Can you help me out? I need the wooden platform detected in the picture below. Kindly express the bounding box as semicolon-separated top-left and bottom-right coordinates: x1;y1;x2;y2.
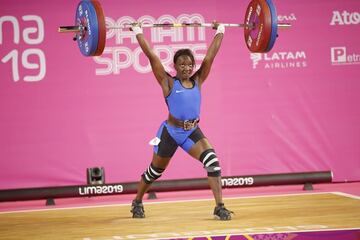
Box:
0;192;359;240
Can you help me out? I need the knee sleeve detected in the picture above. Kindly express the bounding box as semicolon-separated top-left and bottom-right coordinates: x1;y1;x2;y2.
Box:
199;149;221;177
141;163;165;184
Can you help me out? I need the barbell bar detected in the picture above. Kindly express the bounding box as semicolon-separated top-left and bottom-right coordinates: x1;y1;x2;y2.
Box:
59;22;291;33
58;0;291;56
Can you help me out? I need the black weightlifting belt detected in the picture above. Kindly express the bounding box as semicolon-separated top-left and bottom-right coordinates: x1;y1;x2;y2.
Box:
167;114;199;131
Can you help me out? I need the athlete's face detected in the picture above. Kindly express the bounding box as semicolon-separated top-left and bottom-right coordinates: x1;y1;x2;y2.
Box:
174;55;194;80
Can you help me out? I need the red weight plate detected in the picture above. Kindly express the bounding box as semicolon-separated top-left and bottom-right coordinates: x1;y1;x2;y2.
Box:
244;0;272;53
91;0;106;56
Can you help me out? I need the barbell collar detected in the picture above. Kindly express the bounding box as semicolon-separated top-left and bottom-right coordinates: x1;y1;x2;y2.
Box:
277;23;291;28
58;26;81;33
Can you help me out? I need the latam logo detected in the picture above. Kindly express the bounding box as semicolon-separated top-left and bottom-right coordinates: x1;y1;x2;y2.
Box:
250;51;307;69
330;10;360;25
331;47;360;65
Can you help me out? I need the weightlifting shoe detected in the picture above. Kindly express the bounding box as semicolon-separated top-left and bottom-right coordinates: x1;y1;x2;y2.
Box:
131;199;145;218
213;203;233;220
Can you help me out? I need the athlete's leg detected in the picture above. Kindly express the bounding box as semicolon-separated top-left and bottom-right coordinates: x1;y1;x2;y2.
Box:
131;153;172;218
188;138;223;205
132;123;178;218
134;153;171;202
136;122;178;201
186;129;233;220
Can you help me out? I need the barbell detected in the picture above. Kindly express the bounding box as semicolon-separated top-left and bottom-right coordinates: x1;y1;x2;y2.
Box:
58;0;291;57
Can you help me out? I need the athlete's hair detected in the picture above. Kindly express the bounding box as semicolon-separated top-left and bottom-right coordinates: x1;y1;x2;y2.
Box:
173;49;195;66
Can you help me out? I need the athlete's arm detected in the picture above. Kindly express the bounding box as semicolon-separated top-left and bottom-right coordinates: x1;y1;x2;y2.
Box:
193;23;225;85
132;25;172;95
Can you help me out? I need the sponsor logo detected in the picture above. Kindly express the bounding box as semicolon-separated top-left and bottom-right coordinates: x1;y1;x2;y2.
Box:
278;13;297;22
1;15;46;82
95;14;207;75
250;51;307;69
330;10;360;25
83;225;330;239
222;177;254;186
78;184;123;196
331;47;360;65
148;137;161;146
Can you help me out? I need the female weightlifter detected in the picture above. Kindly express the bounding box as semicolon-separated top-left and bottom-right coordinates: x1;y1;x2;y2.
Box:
130;22;233;220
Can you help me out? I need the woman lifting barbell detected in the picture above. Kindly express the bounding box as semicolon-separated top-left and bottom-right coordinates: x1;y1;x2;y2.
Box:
129;22;233;220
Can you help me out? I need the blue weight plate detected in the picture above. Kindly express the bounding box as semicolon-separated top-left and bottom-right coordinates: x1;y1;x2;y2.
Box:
91;0;106;56
75;0;100;56
265;0;278;52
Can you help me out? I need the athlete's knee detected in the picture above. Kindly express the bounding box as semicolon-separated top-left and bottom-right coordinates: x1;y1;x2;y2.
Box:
141;163;165;184
199;149;221;177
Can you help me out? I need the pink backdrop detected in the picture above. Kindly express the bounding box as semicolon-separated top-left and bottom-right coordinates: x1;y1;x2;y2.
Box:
1;0;359;189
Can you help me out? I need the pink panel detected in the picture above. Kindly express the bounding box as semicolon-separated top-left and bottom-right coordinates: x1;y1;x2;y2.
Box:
0;0;359;189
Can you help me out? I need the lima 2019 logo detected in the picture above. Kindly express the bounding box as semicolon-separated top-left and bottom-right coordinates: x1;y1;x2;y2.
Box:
78;184;124;196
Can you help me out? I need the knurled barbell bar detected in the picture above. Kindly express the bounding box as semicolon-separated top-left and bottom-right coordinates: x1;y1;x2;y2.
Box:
58;0;291;56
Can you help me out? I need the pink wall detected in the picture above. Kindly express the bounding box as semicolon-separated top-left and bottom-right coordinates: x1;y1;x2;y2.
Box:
1;0;359;189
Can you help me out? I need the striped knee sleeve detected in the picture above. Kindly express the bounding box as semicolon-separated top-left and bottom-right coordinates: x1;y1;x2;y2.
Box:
199;149;221;177
141;163;165;184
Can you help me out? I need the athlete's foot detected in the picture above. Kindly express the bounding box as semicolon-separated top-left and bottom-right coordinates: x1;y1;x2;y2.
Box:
213;203;233;220
131;199;145;218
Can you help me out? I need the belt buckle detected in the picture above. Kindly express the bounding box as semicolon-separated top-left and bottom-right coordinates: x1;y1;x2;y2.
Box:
183;119;196;131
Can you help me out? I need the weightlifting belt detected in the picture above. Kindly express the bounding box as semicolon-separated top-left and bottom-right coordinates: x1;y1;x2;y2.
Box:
167;114;199;131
